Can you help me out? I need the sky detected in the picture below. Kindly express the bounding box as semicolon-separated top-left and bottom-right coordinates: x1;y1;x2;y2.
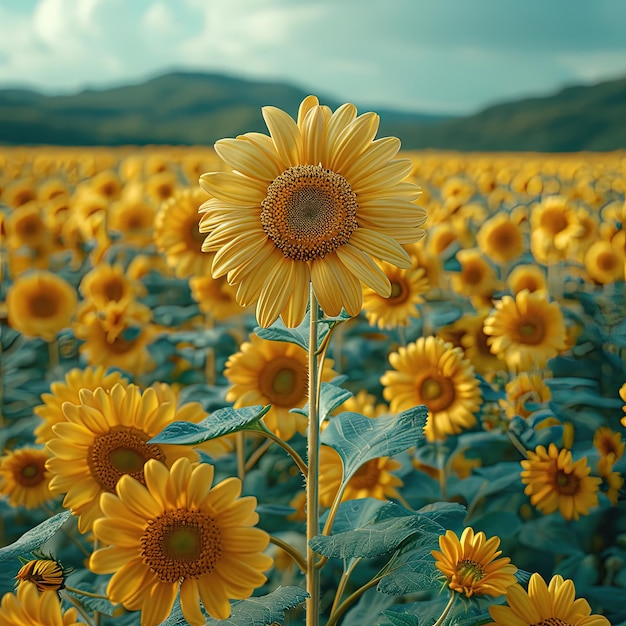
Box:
0;0;625;115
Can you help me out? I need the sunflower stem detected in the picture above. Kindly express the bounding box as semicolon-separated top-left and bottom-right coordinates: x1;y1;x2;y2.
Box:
306;285;321;626
236;432;246;481
269;535;307;573
64;585;110;600
326;575;382;626
432;592;456;626
252;428;308;477
47;338;60;371
243;438;273;472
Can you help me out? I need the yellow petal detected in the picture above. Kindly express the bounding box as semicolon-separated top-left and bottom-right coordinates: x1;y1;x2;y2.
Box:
341;136;401;180
297;95;320;128
281;261;311;327
215;138;281;181
199;172;266;205
349;228;411;268
329;112;380;174
256;257;295;327
262;105;303;168
302;105;327;166
336;244;391;296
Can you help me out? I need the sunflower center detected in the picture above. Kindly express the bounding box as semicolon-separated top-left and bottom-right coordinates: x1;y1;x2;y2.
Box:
28;293;59;318
419;375;456;413
351;460;381;489
258;355;307;407
260;164;359;262
141;508;222;582
455;558;485;583
188;217;206;246
19;217;44;238
388;280;409;304
102;279;125;302
518;318;545;345
463;263;485;285
531;619;570;626
107;334;139;354
88;426;166;492
18;461;46;487
555;470;580;496
494;224;516;248
596;251;617;272
541;208;568;234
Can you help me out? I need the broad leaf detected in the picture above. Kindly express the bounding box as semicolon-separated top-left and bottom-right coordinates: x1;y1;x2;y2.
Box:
292;381;353;423
149;405;270;444
381;610;420;626
321;406;427;483
0;511;71;562
376;543;441;595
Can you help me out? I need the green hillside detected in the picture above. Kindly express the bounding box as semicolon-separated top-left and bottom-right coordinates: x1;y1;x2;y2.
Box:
0;71;625;151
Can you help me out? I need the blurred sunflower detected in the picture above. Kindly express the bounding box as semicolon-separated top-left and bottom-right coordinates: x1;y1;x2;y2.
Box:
431;527;517;598
6;271;77;341
593;426;624;460
425;223;459;257
224;334;338;440
199;95;426;328
79;262;144;308
484;290;567;372
37;178;69;202
520;443;601;520
381;336;481;442
506;263;547;295
5;202;49;251
450;249;501;307
145;170;179;205
34;366;129;444
584;239;625;284
89;458;272;624
530;195;583;263
362;260;428;329
2;177;37;208
0;447;54;509
0;584;80;626
89;169;122;201
189;275;245;321
155;187;213;278
476;212;524;264
318;446;402;507
597;453;623;506
487;573;610;626
46;383;200;532
108;195;157;248
15;557;68;593
501;373;552;420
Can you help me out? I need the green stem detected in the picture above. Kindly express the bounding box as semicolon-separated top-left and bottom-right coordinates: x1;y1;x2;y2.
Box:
47;338;60;370
306;286;321;626
326;575;382;626
236;432;246;481
64;585;110;600
269;535;307;573
244;438;273;472
255;427;308;477
432;592;456;626
330;558;361;615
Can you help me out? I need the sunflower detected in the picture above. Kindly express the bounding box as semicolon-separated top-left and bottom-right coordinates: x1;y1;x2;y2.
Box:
0;447;55;509
380;336;482;442
362;260;428;329
79;262;144;308
0;584;80;626
6;271;77;341
224;333;337;440
15;557;68;593
89;169;122;201
198;95;426;328
593;426;624;460
34;366;128;444
520;443;601;521
145;170;179;205
501;373;552;420
5;202;49;251
584;239;625;284
189;275;246;321
484;290;567;372
597;453;623;506
431;527;517;598
155;187;214;278
1;177;37;208
506;263;547;295
476;212;525;264
89;457;272;625
46;383;201;532
108;195;157;248
450;249;501;307
318;445;403;507
487;573;610;626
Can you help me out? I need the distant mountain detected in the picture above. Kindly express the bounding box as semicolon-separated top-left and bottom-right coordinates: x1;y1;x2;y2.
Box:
0;71;625;151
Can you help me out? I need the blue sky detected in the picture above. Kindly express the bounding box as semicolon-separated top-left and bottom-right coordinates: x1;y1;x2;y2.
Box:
0;0;625;114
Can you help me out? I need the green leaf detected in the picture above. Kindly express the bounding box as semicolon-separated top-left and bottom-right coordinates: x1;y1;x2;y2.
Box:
255;312;311;350
148;405;270;444
292;381;354;423
321;406;427;483
381;610;420;626
518;515;583;556
376;542;441;595
469;510;522;539
0;511;71;562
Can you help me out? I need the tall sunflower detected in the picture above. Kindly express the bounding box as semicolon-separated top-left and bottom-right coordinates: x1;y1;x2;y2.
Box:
89;458;272;625
431;527;517;598
6;271;77;342
484;290;567;372
487;573;610;626
0;584;80;626
0;447;54;510
198;95;426;328
46;383;201;532
380;336;482;442
520;443;601;521
224;333;338;440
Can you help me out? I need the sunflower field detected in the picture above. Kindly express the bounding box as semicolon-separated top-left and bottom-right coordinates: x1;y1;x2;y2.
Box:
0;97;625;626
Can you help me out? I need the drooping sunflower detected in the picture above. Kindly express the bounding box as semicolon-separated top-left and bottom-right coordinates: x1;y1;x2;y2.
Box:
15;557;68;593
487;573;610;626
46;383;201;532
224;333;338;440
6;271;77;341
318;445;403;507
155;187;214;278
520;443;601;521
0;584;80;626
89;457;272;625
476;211;525;264
0;447;55;509
362;260;428;329
484;290;567;372
199;95;426;328
431;527;517;598
381;336;482;442
501;373;552;420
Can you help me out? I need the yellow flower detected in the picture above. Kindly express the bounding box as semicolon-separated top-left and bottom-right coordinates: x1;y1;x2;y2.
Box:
450;248;501;305
593;426;624;460
7;271;77;341
501;373;552;420
16;558;67;593
319;445;403;507
520;443;601;520
506;263;547;295
362;260;428;329
530;195;583;262
46;383;200;532
476;212;525;264
487;573;610;626
89;458;272;625
108;194;157;248
484;290;567;372
154;187;214;278
431;527;517;598
189;275;246;322
597;453;623;506
199;95;426;328
5;202;49;251
0;447;54;509
584;239;625;284
0;584;80;626
224;333;338;441
337;389;389;418
2;177;37;208
145;170;179;205
79;262;144;307
381;336;481;442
